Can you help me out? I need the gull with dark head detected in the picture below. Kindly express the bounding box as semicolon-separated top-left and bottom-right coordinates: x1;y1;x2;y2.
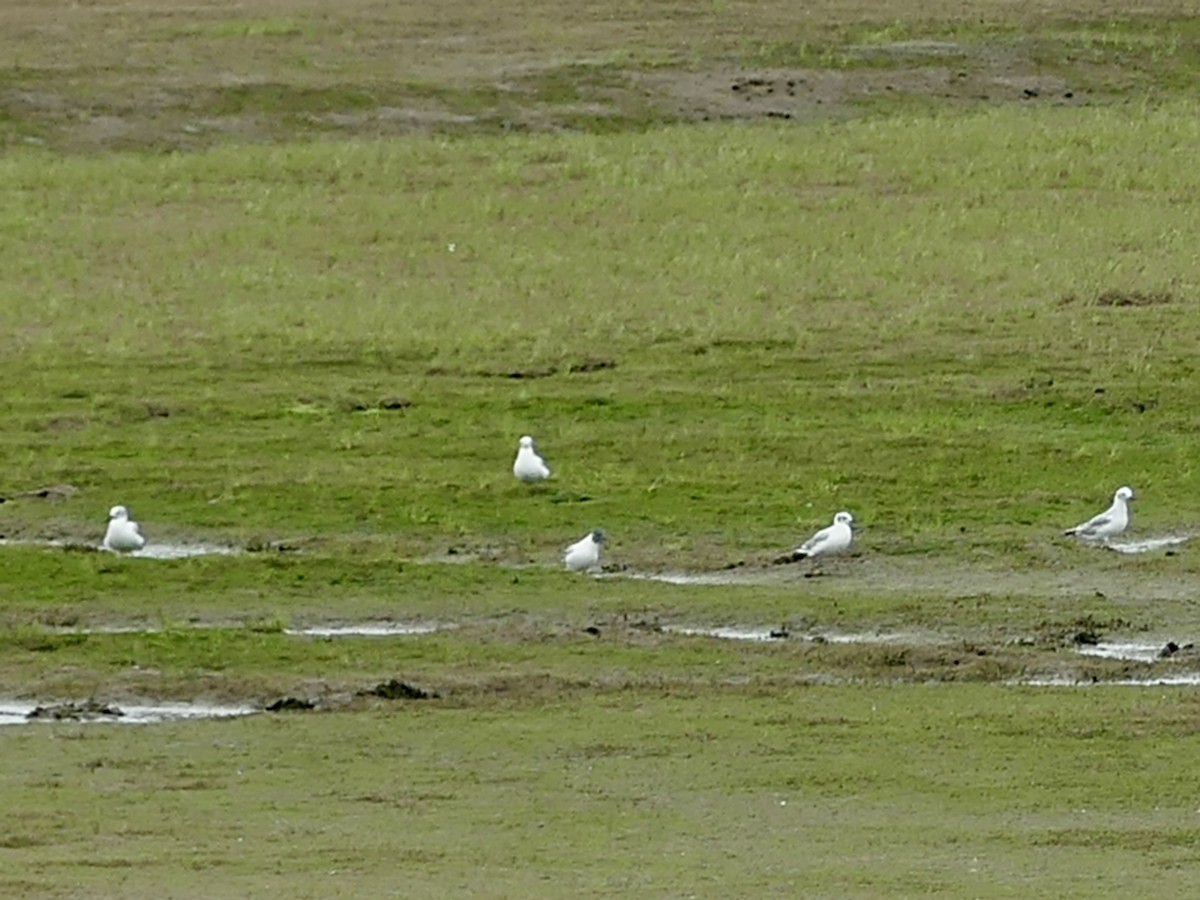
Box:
564;528;606;572
103;505;146;553
513;435;551;483
1064;486;1134;542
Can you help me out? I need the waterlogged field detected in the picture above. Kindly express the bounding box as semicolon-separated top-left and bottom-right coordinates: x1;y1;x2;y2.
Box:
3;0;1200;897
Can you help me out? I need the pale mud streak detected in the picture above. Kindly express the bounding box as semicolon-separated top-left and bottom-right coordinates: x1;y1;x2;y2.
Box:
0;702;257;727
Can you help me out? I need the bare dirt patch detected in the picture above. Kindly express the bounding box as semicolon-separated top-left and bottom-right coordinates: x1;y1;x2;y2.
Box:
2;0;1193;149
642;65;1079;124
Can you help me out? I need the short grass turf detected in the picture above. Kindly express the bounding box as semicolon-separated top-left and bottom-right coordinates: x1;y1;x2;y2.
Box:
4;688;1200;899
4;10;1200;897
3;103;1200;563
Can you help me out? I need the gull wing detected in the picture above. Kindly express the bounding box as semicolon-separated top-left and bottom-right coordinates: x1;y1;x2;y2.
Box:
1066;509;1112;536
795;526;832;557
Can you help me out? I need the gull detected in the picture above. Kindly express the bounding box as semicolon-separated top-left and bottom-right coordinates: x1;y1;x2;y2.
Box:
513;435;551;483
1064;486;1134;542
792;511;854;570
103;505;145;553
564;528;606;572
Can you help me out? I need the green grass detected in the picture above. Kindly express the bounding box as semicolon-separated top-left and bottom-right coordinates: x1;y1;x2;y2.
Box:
3;1;1200;895
3;103;1200;557
4;688;1200;898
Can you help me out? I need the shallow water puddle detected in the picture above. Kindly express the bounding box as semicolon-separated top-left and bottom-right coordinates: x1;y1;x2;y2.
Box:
130;543;239;559
0;701;257;726
1076;642;1167;663
46;621;450;637
0;538;239;558
1106;534;1192;555
663;625;938;645
666;625;786;642
285;622;449;637
622;571;751;586
1020;674;1200;687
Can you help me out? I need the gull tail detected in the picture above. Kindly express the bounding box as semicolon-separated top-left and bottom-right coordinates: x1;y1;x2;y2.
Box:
1063;528;1078;536
792;550;810;561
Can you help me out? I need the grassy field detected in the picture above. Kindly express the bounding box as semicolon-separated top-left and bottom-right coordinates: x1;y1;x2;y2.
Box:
3;0;1200;896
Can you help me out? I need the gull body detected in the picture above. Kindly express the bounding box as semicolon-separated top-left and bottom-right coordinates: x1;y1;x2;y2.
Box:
513;435;551;483
103;505;145;553
793;511;854;561
1064;486;1134;541
564;528;606;572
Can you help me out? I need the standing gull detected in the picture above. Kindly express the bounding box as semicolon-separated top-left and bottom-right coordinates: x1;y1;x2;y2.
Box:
103;505;145;553
1064;486;1134;542
792;511;854;571
564;528;606;572
513;435;551;483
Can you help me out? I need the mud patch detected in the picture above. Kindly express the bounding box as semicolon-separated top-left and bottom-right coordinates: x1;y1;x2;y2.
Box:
0;700;256;726
643;64;1079;125
358;678;437;700
1094;289;1175;308
0;484;78;502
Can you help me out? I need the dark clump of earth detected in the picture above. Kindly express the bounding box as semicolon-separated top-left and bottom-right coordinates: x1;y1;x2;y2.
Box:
360;679;436;700
568;357;617;374
1158;641;1194;659
348;396;411;412
1;483;79;503
27;699;124;720
266;697;316;712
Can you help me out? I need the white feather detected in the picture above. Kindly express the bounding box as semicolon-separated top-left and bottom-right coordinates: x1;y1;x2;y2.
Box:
103;505;146;553
564;529;605;572
1065;486;1134;541
793;511;854;560
513;435;551;482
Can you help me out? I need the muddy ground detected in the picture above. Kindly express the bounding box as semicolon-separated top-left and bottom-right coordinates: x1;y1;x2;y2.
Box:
2;0;1192;150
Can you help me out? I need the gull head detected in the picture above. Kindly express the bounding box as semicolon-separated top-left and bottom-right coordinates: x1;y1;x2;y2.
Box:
108;505;130;520
519;435;535;449
834;511;854;527
590;528;607;544
1115;486;1135;502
